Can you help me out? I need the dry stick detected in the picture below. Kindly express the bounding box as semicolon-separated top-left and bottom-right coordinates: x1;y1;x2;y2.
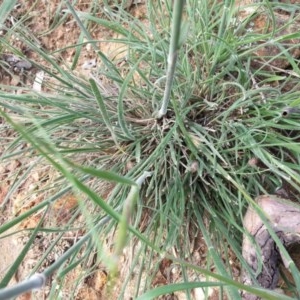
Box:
242;195;300;300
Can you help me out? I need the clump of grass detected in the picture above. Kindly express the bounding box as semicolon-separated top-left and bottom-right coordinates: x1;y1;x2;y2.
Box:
1;0;300;299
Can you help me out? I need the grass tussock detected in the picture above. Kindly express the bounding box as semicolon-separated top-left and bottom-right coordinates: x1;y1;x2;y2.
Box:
0;0;300;299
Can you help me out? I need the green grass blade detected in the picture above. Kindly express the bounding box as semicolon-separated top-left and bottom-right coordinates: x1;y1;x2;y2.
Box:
137;282;225;300
0;0;18;26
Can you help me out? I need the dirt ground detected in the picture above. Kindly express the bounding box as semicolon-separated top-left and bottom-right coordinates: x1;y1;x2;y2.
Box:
1;1;300;299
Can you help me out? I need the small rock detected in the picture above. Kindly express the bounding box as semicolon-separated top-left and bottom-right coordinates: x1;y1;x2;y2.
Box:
81;59;97;70
14;59;32;71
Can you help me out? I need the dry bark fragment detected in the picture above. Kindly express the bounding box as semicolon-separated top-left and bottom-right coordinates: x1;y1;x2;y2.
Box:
241;195;300;300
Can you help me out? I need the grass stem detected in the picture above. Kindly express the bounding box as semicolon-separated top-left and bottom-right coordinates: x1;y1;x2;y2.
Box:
156;0;185;118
